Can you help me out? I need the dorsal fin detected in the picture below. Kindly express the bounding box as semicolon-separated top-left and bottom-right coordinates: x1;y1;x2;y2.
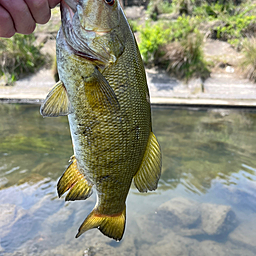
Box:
40;81;72;117
133;132;162;192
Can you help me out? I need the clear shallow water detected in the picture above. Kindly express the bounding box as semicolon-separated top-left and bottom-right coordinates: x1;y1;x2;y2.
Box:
0;104;256;256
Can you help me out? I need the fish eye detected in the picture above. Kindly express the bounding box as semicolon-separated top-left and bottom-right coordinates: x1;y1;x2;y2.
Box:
104;0;115;6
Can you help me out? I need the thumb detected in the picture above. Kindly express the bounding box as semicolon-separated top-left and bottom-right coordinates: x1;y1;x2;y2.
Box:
48;0;60;8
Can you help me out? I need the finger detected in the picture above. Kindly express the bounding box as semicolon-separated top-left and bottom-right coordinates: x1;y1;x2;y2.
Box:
25;0;51;24
0;5;15;37
0;0;36;35
48;0;60;9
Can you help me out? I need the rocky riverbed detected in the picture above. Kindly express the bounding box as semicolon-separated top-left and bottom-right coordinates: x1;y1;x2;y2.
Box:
1;195;256;256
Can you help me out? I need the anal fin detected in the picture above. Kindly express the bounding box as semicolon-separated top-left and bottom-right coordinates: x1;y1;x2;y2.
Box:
134;132;162;192
76;206;126;241
57;156;93;201
40;81;72;117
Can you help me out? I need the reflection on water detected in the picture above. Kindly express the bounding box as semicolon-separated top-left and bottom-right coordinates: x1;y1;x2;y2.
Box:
0;104;256;256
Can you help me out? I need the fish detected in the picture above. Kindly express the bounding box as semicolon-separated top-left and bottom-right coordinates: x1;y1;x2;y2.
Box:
40;0;161;241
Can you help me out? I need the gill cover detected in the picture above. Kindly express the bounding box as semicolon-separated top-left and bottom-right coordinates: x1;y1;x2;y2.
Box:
77;0;121;32
61;0;124;64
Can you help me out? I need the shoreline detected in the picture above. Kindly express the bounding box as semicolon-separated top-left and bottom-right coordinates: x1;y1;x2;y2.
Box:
0;66;255;109
1;97;256;109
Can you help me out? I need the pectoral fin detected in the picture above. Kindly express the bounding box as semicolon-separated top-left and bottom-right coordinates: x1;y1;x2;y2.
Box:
57;156;93;201
40;81;72;117
86;69;120;113
76;206;126;241
134;132;162;192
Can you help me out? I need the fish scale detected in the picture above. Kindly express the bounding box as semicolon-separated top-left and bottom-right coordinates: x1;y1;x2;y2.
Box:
40;0;161;241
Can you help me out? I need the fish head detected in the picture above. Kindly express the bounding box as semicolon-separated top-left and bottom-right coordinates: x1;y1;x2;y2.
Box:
60;0;125;66
77;0;120;32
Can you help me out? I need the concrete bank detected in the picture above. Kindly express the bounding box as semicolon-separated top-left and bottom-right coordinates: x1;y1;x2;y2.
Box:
0;67;256;108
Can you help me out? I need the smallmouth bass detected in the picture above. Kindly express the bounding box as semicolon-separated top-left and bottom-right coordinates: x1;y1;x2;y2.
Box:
40;0;161;241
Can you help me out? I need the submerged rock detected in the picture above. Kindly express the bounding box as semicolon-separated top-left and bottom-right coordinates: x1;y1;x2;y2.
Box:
138;234;256;256
157;197;201;228
229;215;256;253
156;197;237;237
190;240;256;256
201;203;237;236
137;231;198;256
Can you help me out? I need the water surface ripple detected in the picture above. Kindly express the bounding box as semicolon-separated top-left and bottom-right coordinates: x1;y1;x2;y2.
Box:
0;104;256;255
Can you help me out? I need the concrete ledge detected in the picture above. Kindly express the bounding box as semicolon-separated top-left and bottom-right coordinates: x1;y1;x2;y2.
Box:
150;97;256;108
1;96;255;109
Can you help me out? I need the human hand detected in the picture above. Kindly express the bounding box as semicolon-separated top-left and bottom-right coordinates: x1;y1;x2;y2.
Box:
0;0;60;38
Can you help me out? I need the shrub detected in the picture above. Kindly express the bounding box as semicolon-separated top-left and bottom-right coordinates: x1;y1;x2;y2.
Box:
147;0;174;19
0;33;45;85
169;14;200;40
138;14;209;81
240;37;256;82
161;32;210;81
138;22;171;63
215;15;256;41
138;15;200;63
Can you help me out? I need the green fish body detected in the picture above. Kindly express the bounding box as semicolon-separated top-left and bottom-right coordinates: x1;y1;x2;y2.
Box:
40;0;161;241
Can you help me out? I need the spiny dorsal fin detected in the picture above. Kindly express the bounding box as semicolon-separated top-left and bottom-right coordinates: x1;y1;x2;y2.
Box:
76;206;126;241
57;156;93;201
133;132;162;192
85;69;120;113
40;81;72;117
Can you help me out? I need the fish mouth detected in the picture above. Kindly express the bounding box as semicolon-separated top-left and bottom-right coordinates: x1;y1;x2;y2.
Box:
63;0;77;13
61;0;110;64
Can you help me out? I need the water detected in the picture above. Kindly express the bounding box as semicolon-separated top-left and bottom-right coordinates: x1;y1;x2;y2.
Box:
0;104;256;256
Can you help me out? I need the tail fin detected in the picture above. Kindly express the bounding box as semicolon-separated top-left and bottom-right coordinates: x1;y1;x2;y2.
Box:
76;206;126;241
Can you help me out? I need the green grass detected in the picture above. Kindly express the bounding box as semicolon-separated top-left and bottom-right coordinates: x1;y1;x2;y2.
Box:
0;34;46;85
138;21;171;63
161;32;210;81
138;14;209;81
137;0;256;81
240;37;256;82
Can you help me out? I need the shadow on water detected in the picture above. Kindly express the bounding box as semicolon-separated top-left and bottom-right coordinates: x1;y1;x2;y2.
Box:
0;104;256;255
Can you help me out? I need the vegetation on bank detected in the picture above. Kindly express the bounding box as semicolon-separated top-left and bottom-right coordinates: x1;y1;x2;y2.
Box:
0;0;256;85
0;8;61;86
137;0;256;81
0;34;46;85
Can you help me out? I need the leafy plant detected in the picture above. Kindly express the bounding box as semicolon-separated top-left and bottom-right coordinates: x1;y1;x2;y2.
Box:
138;14;209;81
169;14;200;40
215;15;256;41
0;33;45;85
138;22;171;63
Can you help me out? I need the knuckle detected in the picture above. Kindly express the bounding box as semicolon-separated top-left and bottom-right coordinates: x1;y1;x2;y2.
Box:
1;30;15;38
0;9;15;37
32;0;47;9
26;23;36;34
26;0;51;24
37;11;51;24
17;22;36;35
0;9;11;23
